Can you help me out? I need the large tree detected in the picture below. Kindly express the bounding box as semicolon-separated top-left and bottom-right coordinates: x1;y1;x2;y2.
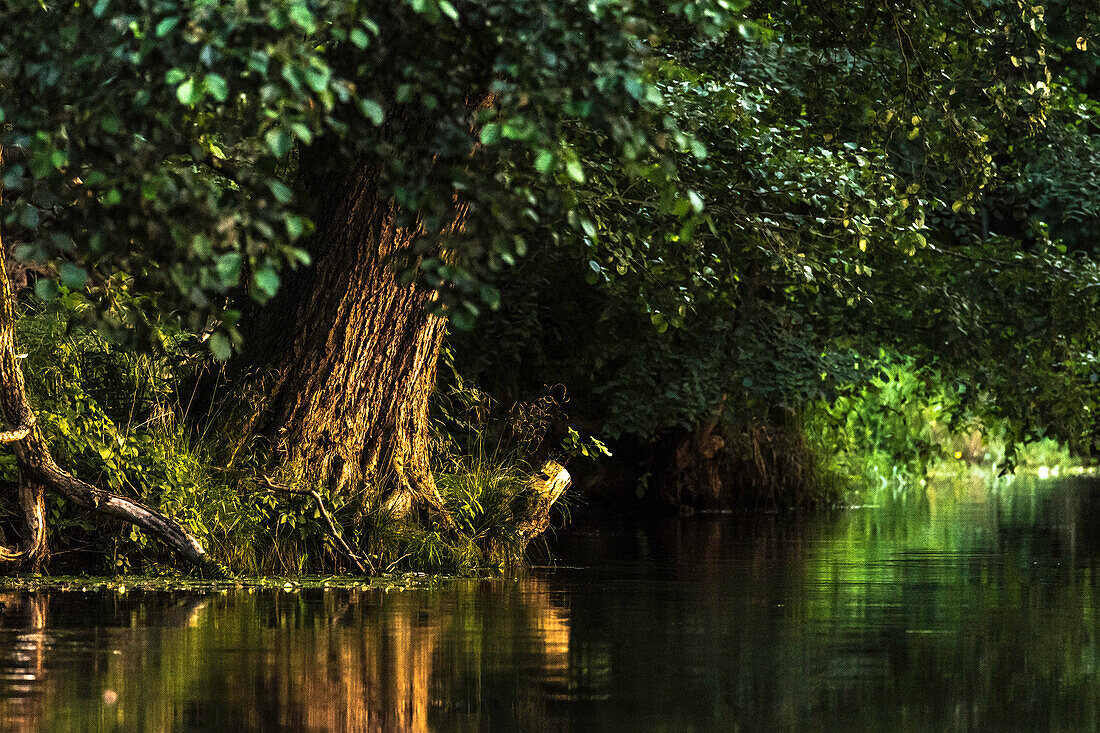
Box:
0;0;734;563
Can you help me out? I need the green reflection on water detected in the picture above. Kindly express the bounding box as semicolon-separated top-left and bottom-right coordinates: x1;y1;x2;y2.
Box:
2;475;1099;732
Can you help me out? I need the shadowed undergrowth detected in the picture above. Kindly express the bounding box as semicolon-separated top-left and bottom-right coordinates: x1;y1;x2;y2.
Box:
0;301;564;576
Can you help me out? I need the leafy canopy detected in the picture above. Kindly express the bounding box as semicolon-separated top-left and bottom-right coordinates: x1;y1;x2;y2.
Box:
0;0;737;351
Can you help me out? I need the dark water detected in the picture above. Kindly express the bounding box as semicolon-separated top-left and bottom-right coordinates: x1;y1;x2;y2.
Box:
3;475;1100;732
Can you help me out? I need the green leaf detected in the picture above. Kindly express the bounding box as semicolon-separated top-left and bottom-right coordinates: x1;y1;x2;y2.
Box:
687;190;704;213
288;4;317;33
300;64;331;94
18;205;39;230
101;188;122;207
247;51;270;74
450;308;475;331
439;0;459;20
350;28;370;48
269;180;293;203
205;73;228;102
479;285;501;309
59;263;88;290
2;166;22;189
265;127;294;157
176;78;202;106
286;215;306;239
358;98;385;126
566;160;585;183
208;332;232;361
34;279;58;301
288;247;312;266
155;17;180;37
290;122;313;144
253;266;281;298
479;123;501;145
535;150;555;173
215;252;242;286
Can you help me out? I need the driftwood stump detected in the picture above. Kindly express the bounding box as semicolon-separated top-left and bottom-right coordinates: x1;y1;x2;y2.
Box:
518;460;571;542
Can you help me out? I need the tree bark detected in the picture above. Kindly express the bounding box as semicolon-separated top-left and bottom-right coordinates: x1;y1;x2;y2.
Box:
232;150;453;523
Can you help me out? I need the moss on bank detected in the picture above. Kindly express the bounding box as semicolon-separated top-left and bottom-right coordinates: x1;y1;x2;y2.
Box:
0;572;451;592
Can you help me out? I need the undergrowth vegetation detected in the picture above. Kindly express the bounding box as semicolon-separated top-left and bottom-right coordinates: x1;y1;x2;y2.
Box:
806;351;1077;501
0;297;569;575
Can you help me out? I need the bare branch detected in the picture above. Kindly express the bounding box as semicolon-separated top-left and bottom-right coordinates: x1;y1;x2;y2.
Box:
262;476;369;575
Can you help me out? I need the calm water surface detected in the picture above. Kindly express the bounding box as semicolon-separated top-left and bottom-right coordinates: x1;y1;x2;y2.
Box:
3;475;1100;731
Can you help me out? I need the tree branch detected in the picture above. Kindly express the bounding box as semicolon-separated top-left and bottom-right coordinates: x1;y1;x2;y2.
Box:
0;417;33;444
262;476;369;575
0;150;224;576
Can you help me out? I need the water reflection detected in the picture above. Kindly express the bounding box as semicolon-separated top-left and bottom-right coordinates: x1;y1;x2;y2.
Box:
0;581;574;732
0;475;1099;731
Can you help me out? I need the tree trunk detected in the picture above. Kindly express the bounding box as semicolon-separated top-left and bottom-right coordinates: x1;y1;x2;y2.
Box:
232;151;452;522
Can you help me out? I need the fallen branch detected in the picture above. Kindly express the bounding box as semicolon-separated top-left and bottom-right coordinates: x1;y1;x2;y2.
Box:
262;475;369;575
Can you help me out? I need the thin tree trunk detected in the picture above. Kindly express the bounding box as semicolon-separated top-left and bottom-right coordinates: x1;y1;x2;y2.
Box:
0;149;222;574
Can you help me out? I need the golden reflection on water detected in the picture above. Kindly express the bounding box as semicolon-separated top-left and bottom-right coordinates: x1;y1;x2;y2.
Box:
0;579;576;732
0;591;48;731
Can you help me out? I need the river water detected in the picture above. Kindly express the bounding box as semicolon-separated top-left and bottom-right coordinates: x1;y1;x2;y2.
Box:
2;474;1099;731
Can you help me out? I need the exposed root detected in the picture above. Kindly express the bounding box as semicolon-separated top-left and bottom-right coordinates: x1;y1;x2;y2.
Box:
381;426;456;532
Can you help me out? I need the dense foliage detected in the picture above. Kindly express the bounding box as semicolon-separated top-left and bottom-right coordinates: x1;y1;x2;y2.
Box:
453;0;1100;499
0;0;734;349
0;0;1099;570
